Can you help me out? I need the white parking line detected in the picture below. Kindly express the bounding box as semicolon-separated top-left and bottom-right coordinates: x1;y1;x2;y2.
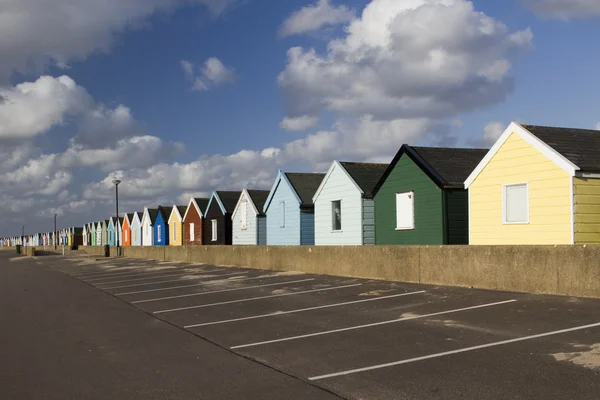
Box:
122;276;313;297
102;271;246;290
230;299;517;349
309;320;600;380
185;290;426;328
104;271;247;290
92;270;225;285
157;283;362;314
133;278;317;304
71;267;173;278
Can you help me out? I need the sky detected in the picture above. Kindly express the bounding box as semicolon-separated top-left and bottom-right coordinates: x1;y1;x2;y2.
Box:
1;0;600;237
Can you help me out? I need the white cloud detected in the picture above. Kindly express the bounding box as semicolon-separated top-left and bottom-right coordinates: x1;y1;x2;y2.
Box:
523;0;600;19
280;115;319;131
278;0;532;120
483;121;506;145
279;0;356;37
595;122;600;130
182;57;236;91
0;0;242;81
0;76;92;139
60;136;185;171
71;104;145;148
0;153;72;196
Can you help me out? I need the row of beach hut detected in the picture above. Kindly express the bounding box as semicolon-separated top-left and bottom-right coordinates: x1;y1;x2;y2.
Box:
4;122;600;247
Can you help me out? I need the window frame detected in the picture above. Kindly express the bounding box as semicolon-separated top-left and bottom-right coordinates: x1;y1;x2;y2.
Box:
395;191;415;231
157;225;161;242
240;200;247;230
211;219;218;241
331;200;342;232
189;223;195;241
502;182;530;225
173;222;176;242
279;200;286;228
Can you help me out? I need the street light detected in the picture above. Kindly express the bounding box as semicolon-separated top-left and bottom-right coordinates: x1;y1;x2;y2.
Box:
22;225;24;247
113;179;121;256
54;213;57;249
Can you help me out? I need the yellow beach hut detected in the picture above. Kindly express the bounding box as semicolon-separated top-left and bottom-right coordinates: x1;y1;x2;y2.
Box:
168;205;187;246
465;122;600;245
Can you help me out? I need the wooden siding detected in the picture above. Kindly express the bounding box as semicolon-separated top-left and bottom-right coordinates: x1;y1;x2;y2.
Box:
300;211;315;245
168;212;183;246
257;217;267;245
469;132;572;244
266;179;301;245
574;178;600;243
153;212;169;246
314;163;363;245
203;200;232;245
375;155;444;245
131;216;142;246
141;214;153;246
122;219;131;247
101;222;108;246
362;199;375;245
183;206;203;245
232;193;258;245
445;189;469;245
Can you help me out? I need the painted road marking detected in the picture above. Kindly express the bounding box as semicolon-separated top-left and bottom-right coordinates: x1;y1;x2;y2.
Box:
185;290;426;328
92;270;226;285
132;278;317;304
85;269;222;282
309;321;600;380
71;266;190;278
230;299;517;349
157;283;362;314
101;271;247;290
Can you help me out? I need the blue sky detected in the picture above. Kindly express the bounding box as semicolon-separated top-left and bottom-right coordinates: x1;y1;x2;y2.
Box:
1;0;599;236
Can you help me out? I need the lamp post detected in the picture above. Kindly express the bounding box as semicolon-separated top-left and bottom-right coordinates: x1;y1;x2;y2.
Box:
54;214;57;249
21;225;24;247
113;179;121;256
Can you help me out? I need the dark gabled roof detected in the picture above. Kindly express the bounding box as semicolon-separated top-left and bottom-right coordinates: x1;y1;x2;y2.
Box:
74;227;83;234
158;206;173;222
246;190;270;215
118;217;124;225
193;198;210;216
339;162;388;198
126;213;135;222
146;209;158;224
523;124;600;172
176;205;187;217
216;191;242;214
285;173;326;206
103;219;110;226
410;146;489;186
374;145;488;194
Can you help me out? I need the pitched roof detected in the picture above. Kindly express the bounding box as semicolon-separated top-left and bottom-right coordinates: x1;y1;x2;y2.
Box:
339;162;388;198
410;146;489;186
374;145;488;194
194;198;210;215
176;205;187;216
146;209;158;224
285;173;326;206
158;206;173;222
523;124;600;172
246;190;270;214
216;191;242;213
126;213;135;222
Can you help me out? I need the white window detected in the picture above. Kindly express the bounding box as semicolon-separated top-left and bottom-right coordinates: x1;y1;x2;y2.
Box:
396;191;415;230
503;183;529;224
240;201;247;230
211;220;218;241
157;225;161;242
190;223;195;241
173;223;177;242
332;200;342;231
125;230;128;242
280;201;285;228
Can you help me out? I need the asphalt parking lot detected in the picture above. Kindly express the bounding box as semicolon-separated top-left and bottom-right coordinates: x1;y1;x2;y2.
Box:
6;252;600;399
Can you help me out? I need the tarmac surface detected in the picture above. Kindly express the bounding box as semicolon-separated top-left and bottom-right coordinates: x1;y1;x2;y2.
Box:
3;250;600;399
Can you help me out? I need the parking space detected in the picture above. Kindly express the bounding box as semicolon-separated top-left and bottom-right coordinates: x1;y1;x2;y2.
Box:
46;254;600;400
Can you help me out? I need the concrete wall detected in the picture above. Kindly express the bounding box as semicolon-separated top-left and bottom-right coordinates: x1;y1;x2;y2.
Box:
78;244;600;298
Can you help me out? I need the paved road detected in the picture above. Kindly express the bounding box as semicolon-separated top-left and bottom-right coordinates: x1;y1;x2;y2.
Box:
0;252;340;400
3;251;600;399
